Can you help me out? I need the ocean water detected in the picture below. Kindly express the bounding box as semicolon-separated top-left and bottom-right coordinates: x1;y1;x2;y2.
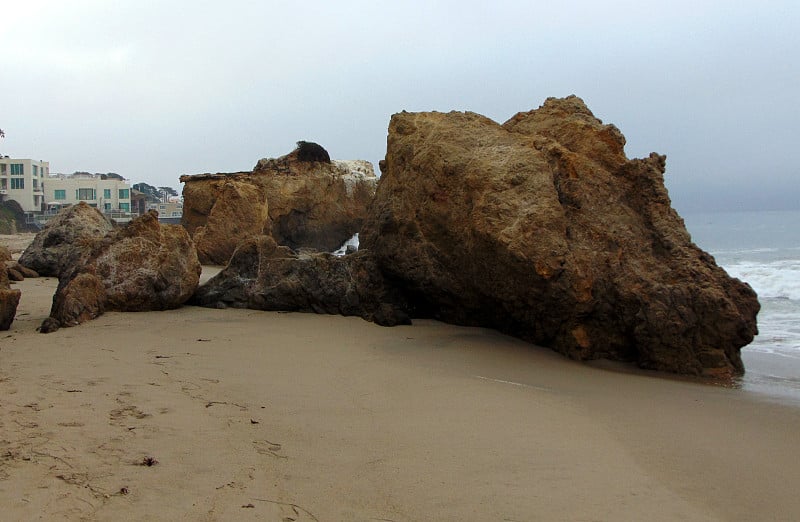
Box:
682;209;800;400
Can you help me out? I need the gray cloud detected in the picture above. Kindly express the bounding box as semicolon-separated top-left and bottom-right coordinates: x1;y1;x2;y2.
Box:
2;1;797;213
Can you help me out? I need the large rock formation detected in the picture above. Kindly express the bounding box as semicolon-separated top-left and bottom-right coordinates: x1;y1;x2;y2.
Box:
359;96;759;377
41;211;201;332
192;236;409;327
19;202;114;277
0;262;21;330
181;143;377;265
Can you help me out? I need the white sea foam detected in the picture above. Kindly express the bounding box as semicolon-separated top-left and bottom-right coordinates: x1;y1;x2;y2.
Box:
723;259;800;301
710;247;781;255
333;233;360;256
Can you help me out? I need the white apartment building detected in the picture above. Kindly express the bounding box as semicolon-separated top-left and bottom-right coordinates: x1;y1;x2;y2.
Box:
0;158;49;212
44;173;132;213
146;200;183;218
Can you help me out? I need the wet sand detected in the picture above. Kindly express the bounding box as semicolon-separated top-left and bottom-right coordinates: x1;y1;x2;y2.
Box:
2;272;799;521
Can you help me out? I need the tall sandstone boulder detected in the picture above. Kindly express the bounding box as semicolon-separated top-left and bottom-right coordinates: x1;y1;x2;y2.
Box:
181;145;377;265
41;211;201;332
19;202;114;277
360;96;760;377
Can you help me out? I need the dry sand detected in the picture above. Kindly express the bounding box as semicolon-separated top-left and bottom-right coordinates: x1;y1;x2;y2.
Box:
0;233;36;260
2;267;800;520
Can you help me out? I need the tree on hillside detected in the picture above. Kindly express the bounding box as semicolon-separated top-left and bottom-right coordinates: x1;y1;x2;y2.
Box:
0;129;5;138
133;182;158;195
158;186;178;202
132;182;162;203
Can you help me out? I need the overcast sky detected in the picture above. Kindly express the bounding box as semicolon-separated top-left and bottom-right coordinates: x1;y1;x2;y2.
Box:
2;0;798;213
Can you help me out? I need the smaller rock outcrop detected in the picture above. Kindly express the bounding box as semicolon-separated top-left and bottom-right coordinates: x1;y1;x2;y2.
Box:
41;211;201;332
7;263;38;279
192;236;409;327
0;263;21;331
41;272;106;333
19;202;114;277
6;267;23;282
17;264;38;278
181;143;378;265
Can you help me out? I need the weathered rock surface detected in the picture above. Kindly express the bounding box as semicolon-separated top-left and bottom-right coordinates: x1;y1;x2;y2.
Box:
183;179;269;266
181;144;377;264
1;262;21;330
360;96;760;377
6;267;23;282
19;202;114;277
42;211;201;331
192;236;409;327
11;261;39;278
7;263;38;279
0;245;11;264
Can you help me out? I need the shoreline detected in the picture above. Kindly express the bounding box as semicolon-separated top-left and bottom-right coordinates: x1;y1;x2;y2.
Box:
740;350;800;405
2;273;799;520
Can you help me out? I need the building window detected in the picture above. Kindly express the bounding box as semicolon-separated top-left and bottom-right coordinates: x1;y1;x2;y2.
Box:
159;204;166;210
0;164;6;175
119;188;130;199
33;165;38;176
10;164;24;176
0;179;6;190
119;202;130;212
33;180;39;189
11;178;24;190
104;202;112;211
54;189;66;200
77;188;96;200
104;188;112;199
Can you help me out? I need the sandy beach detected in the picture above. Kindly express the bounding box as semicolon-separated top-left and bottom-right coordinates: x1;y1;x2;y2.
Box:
2;267;799;520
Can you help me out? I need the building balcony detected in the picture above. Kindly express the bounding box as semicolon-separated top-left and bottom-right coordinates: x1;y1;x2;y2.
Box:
103;210;135;223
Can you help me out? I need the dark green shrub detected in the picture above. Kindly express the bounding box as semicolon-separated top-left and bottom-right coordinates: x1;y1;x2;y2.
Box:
295;141;331;163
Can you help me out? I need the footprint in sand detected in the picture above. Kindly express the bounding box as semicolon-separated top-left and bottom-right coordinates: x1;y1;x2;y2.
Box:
57;421;85;427
109;405;150;422
253;440;286;459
